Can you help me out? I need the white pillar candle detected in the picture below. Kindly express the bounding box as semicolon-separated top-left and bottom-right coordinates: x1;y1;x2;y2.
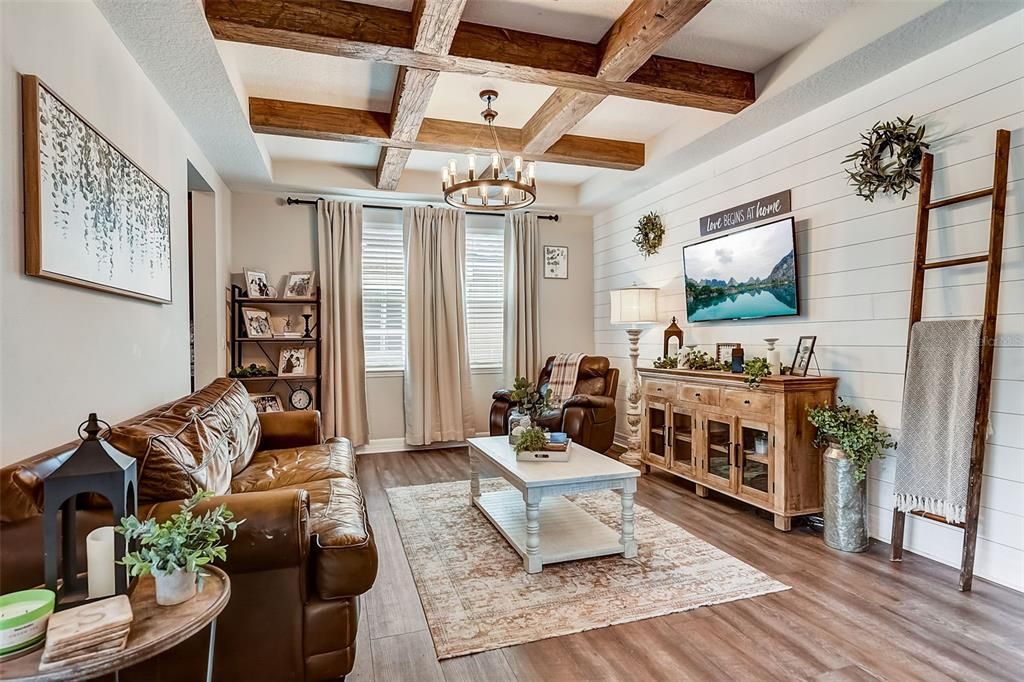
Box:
86;526;116;599
767;348;782;375
667;336;679;358
303;305;313;315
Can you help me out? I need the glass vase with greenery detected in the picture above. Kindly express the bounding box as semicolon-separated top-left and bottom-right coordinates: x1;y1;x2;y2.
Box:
509;376;554;422
807;399;896;481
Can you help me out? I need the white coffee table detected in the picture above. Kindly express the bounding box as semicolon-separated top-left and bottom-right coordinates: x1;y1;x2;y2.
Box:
468;436;640;573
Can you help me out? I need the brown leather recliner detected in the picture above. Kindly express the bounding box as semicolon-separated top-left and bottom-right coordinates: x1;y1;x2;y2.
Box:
0;378;376;682
490;355;619;453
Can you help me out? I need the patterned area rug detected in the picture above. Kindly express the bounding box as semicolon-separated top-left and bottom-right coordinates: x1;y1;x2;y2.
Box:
386;479;790;659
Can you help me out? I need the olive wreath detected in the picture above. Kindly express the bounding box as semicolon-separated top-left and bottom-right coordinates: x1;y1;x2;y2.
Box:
632;211;664;258
844;116;928;202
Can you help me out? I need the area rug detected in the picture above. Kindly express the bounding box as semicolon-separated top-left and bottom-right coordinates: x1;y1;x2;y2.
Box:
386;479;790;659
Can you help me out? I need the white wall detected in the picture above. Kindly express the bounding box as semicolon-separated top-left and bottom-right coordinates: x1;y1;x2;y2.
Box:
592;12;1024;590
229;191;594;444
0;0;232;466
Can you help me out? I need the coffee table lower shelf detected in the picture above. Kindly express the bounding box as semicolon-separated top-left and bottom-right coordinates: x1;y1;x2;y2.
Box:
474;489;625;568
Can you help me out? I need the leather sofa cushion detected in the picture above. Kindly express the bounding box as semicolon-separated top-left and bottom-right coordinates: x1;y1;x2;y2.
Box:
107;379;259;503
231;439;356;494
277;477;377;600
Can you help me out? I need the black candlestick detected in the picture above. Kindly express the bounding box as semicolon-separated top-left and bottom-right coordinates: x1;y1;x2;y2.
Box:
302;314;313;338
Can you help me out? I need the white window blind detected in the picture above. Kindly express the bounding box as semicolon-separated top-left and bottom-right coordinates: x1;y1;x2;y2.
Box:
465;214;505;370
362;209;406;370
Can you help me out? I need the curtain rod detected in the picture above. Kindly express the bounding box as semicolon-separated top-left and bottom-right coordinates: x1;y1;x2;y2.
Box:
285;196;559;221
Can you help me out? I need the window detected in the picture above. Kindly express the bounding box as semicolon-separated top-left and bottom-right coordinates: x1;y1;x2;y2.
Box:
362;209;406;370
465;214;505;370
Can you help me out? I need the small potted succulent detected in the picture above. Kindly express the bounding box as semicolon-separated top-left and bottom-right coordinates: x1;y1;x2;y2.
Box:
117;490;243;606
807;400;896;552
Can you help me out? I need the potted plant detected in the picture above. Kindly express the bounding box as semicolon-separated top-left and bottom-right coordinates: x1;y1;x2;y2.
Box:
507;376;553;440
512;427;548;455
742;357;771;389
807;400;896;552
117;490;243;606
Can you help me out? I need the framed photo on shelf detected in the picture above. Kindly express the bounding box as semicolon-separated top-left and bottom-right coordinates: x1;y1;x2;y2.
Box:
715;343;739;364
278;347;309;377
790;336;817;376
543;245;568;279
249;393;283;413
283;271;316;298
241;307;273;338
244;267;272;298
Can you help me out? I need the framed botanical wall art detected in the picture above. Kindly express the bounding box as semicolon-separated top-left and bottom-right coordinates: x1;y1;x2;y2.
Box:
22;75;172;303
544;245;568;279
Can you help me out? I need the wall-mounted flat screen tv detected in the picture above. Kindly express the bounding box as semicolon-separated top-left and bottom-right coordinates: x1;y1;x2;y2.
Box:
683;217;798;322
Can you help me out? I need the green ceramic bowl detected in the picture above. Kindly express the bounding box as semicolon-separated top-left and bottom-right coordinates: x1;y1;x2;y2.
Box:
0;589;55;658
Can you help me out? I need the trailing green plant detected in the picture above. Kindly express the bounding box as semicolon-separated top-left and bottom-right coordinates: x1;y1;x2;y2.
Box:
509;376;553;421
844;116;928;202
743;357;771;389
807;399;896;481
512;426;548;454
632;211;665;258
684;348;729;371
117;490;243;577
229;363;275;378
653;355;679;369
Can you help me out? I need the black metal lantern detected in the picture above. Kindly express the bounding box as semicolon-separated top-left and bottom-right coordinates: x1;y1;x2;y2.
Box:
43;413;137;610
663;316;684;358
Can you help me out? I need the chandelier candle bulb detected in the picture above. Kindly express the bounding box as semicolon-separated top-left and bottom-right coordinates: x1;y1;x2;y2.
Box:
468;153;476;180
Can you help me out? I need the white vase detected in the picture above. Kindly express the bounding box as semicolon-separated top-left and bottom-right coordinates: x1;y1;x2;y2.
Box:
153;568;197;606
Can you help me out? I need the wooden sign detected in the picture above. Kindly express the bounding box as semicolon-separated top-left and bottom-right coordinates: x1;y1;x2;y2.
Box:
699;190;791;236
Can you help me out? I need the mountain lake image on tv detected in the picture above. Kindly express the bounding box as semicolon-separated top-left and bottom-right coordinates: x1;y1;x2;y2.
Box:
683;217;798;322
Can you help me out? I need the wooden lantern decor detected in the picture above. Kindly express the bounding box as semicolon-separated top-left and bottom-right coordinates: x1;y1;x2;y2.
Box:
663;316;683;358
43;414;137;611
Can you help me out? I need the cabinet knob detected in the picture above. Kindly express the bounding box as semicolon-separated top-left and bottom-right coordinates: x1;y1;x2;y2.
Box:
694;392;701;397
744;399;751;405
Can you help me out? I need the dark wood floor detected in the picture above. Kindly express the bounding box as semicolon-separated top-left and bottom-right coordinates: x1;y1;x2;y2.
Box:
352;448;1024;682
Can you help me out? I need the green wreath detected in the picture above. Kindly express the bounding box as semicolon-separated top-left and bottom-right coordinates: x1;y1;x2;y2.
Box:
632;211;664;258
844;116;928;202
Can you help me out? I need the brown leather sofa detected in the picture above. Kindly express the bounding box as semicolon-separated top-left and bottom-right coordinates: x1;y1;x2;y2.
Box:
490;355;620;453
0;378;376;681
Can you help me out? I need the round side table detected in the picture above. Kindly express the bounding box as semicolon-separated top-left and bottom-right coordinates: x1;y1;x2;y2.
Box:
0;567;230;682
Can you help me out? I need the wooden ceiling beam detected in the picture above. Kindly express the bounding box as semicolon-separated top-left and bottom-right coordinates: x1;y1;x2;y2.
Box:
250;98;645;171
521;0;713;155
376;0;467;190
205;0;754;112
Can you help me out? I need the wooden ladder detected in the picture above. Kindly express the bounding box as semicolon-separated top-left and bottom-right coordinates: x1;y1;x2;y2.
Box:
890;129;1011;591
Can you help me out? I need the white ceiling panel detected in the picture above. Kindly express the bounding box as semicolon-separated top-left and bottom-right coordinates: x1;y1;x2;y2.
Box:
259;134;381;168
217;41;398;112
426;72;555;127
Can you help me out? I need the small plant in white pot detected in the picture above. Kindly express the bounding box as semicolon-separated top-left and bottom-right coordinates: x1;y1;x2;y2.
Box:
807;400;895;552
117;490;243;606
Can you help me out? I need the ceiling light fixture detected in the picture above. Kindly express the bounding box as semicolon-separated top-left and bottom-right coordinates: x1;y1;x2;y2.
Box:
441;90;536;211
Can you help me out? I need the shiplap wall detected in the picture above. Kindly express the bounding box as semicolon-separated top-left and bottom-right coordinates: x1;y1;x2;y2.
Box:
592;12;1024;590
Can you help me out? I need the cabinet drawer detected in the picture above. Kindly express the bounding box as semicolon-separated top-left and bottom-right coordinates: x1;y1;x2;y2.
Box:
644;380;676;399
678;384;719;407
722;388;774;415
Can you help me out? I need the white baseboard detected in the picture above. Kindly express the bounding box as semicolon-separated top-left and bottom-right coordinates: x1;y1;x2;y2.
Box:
357;431;491;455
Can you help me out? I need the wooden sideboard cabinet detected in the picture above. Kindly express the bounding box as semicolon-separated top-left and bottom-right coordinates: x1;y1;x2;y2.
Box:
638;368;838;531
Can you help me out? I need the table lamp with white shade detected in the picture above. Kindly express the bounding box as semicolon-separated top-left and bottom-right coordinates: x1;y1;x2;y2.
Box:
609;284;659;467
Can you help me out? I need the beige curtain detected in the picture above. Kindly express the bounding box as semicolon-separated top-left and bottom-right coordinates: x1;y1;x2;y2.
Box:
403;206;475;445
317;200;369;445
504;211;542;382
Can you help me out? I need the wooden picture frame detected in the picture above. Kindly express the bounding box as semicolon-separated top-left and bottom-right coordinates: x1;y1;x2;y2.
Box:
715;343;739;364
278;347;309;377
283;271;316;299
543;245;568;279
249;393;283;413
790;336;817;377
243;268;272;298
241;307;273;339
22;74;172;303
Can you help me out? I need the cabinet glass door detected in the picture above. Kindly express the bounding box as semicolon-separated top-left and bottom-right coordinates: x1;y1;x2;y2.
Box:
702;414;736;490
738;420;772;502
669;405;696;476
643;400;669;467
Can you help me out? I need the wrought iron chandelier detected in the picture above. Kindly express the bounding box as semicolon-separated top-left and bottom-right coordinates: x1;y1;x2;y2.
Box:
441;90;536;211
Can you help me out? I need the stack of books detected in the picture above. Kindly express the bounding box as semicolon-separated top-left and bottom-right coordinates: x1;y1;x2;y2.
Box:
38;595;133;672
544;432;569;452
